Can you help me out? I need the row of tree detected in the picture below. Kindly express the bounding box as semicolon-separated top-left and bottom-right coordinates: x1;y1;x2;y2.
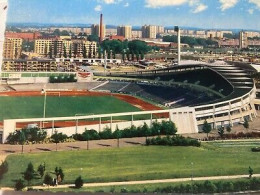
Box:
163;35;218;47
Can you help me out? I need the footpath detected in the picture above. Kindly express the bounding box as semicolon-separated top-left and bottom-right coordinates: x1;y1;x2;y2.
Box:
20;174;260;190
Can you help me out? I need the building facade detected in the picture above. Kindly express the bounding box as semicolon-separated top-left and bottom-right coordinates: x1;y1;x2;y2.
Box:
117;25;132;39
34;38;97;58
3;38;23;59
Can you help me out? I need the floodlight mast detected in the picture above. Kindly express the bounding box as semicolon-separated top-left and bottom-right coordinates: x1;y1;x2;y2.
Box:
174;26;181;65
0;0;8;77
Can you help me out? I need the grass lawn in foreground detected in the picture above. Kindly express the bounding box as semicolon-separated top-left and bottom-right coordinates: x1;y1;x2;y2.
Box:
1;142;260;187
0;96;141;121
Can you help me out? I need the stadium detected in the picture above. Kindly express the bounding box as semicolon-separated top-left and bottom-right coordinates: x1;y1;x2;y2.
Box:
0;0;257;144
0;60;257;143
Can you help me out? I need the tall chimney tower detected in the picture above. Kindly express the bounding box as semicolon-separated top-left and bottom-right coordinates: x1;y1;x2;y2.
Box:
99;13;103;43
174;26;181;65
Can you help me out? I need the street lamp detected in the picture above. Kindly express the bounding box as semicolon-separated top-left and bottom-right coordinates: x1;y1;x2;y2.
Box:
41;89;47;118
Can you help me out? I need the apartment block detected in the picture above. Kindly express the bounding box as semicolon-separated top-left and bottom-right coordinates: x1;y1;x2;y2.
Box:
142;25;157;39
3;38;23;59
34;38;97;58
91;24;106;40
117;25;132;39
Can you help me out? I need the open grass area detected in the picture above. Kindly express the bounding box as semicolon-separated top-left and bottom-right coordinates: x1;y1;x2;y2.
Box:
0;96;141;121
1;142;260;187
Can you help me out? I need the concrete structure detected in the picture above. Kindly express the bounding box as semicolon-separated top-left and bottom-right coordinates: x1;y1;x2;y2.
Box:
0;62;257;143
117;25;132;39
3;38;22;59
2;108;198;143
142;25;157;39
132;30;142;38
91;24;106;41
5;32;41;41
34;38;97;58
239;31;248;49
0;0;8;72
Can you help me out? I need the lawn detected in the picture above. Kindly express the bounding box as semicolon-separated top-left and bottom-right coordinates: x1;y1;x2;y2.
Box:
0;96;141;121
1;142;260;187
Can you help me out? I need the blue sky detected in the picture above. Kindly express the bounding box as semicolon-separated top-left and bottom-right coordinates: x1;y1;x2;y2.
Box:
6;0;260;29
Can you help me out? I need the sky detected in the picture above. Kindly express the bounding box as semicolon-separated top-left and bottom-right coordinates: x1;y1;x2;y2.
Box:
5;0;260;30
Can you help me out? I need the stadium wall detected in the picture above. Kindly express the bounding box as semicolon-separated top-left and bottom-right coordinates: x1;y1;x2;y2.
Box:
2;108;199;143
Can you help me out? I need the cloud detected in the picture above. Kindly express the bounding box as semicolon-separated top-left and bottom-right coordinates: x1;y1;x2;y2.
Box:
249;0;260;8
145;0;189;8
192;3;208;13
248;8;254;14
219;0;238;11
98;0;122;4
124;2;129;7
94;5;102;11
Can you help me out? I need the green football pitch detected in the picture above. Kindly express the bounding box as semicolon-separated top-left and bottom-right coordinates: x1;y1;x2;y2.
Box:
0;96;141;121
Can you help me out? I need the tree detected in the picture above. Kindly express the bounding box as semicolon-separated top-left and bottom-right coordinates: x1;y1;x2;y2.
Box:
122;51;125;62
49;45;53;59
84;130;90;150
142;122;150;141
23;162;35;186
126;50;130;61
0;161;8;180
69;46;72;58
87;35;99;42
202;120;212;138
14;179;25;191
44;44;48;57
140;52;144;60
226;125;232;133
43;173;53;188
37;163;46;178
51;131;67;151
83;45;87;58
18;131;26;154
249;166;253;178
243;119;249;130
55;167;64;183
63;46;67;58
113;126;121;148
218;126;225;138
75;176;84;189
53;41;58;58
98;47;102;59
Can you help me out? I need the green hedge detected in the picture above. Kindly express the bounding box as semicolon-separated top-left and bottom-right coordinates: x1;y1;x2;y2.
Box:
49;74;77;83
113;178;260;194
146;135;201;147
6;128;47;144
251;147;260;152
72;121;178;141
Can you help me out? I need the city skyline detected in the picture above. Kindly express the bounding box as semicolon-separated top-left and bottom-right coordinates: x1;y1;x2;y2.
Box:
5;0;260;30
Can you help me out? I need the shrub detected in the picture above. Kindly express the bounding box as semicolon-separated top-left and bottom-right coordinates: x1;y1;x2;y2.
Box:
15;179;25;191
75;176;84;189
6;128;47;144
49;74;77;83
0;161;8;180
251;147;260;152
146;135;201;147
